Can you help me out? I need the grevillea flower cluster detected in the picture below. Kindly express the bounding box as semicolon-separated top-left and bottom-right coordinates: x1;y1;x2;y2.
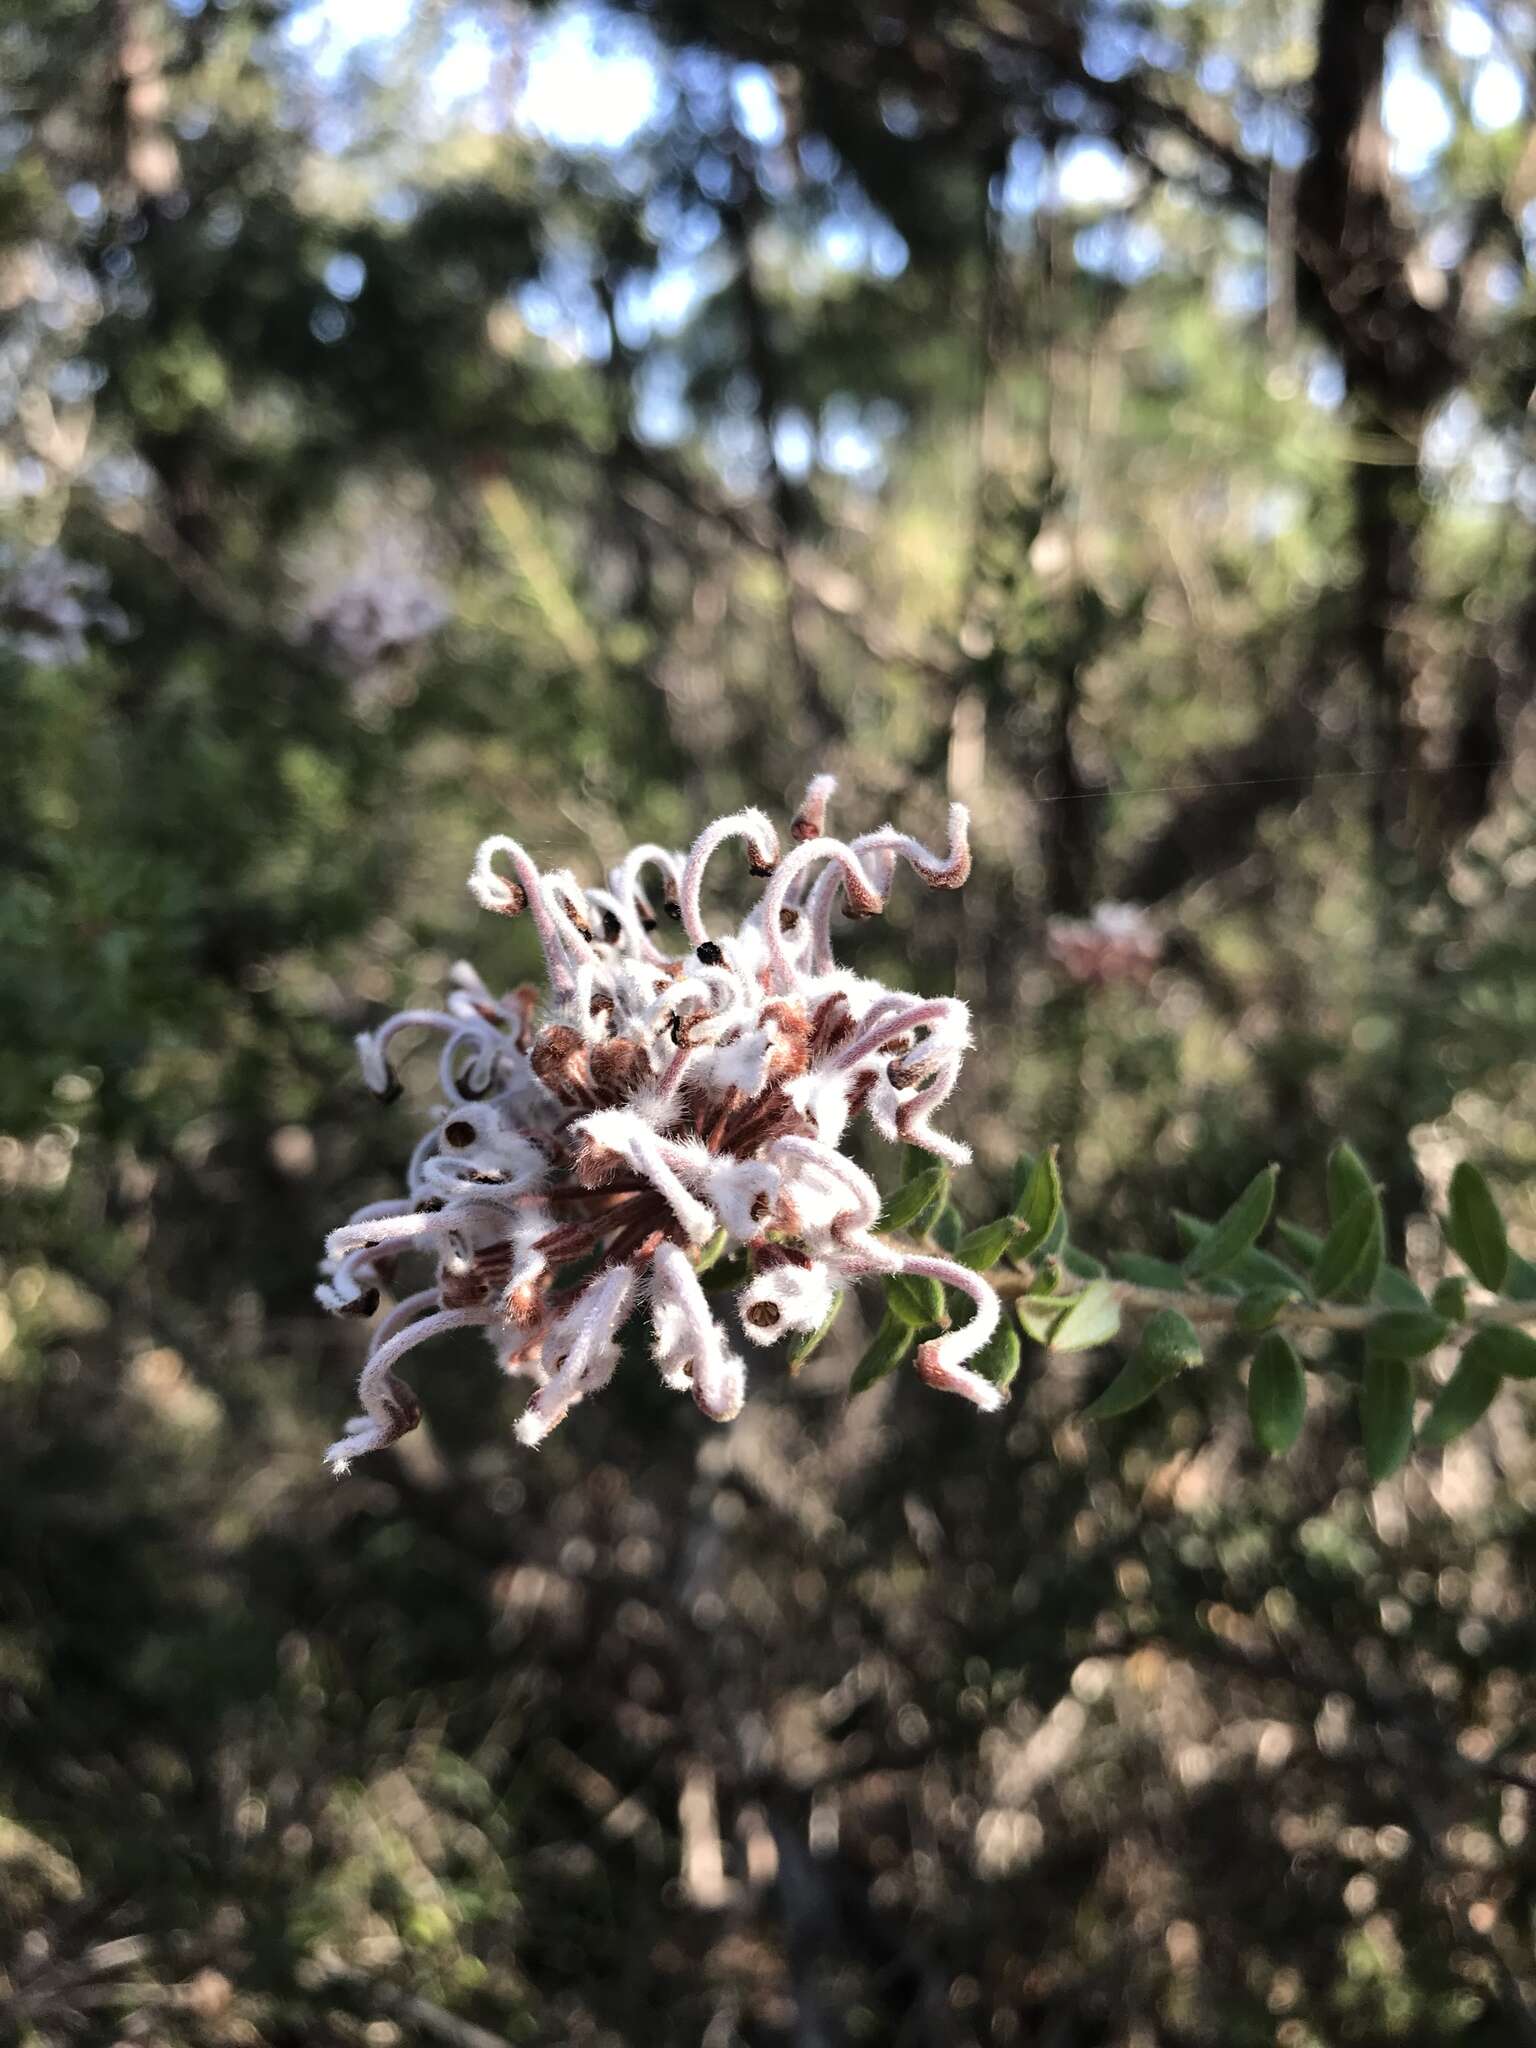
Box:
318;776;1007;1471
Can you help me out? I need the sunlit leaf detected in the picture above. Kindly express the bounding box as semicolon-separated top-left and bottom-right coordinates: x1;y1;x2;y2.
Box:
1048;1279;1122;1352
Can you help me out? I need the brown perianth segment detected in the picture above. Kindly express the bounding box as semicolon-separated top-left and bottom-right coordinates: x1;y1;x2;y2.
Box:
751;1241;813;1272
533;1220;600;1261
589;1037;650;1100
597;1221;669;1273
808;991;855;1056
572;1133;631;1188
844;1070;879;1121
700;1092;742;1154
710;1085;809;1159
508;985;539;1051
530;1024;599;1108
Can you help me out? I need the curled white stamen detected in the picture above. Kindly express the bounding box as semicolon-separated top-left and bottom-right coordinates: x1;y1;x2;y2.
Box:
679;808;780;946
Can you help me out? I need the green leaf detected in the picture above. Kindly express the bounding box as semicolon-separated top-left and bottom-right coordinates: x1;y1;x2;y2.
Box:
849;1314;914;1395
1366;1310;1450;1361
1311;1190;1383;1301
1275;1220;1323;1269
1109;1252;1188;1290
787;1292;844;1375
1235;1284;1297;1334
1248;1331;1307;1454
1454;1323;1536;1381
1081;1354;1169;1421
878;1166;949;1236
955;1218;1018;1271
1445;1163;1509;1292
1082;1311;1198;1420
1171;1216;1244;1296
1183;1166;1278;1281
930;1204;964;1252
693;1226;729;1274
1418;1348;1501;1448
1048;1279;1122;1352
1011;1148;1064;1260
1374;1265;1430;1312
1431;1276;1469;1321
971;1319;1023;1389
1229;1245;1316;1301
886;1271;946;1328
1138;1307;1203;1375
1327;1141;1375;1226
1062;1246;1105;1280
1327;1146;1385;1300
1503;1253;1536;1304
1016;1299;1065;1346
1361;1355;1415;1484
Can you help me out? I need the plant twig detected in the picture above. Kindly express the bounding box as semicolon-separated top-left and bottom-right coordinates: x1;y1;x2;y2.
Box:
988;1271;1536;1337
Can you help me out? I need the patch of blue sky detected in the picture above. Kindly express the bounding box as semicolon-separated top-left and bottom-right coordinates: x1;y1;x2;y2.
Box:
518;5;667;153
1381;35;1455;177
1469;57;1525;130
282;0;669;155
1055;139;1140;210
282;0;414;84
1445;3;1494;58
731;67;785;148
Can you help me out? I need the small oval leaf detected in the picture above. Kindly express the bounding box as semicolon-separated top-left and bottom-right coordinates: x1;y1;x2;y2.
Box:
1361;1354;1415;1484
1366;1310;1450;1361
787;1291;845;1375
1455;1323;1536;1381
849;1314;914;1395
1275;1220;1323;1270
1184;1166;1278;1281
1311;1190;1382;1301
955;1218;1018;1271
1236;1284;1297;1334
1418;1349;1501;1448
1109;1252;1188;1290
1248;1331;1306;1454
1327;1141;1375;1226
878;1166;950;1236
972;1320;1023;1389
1431;1276;1468;1322
1445;1163;1509;1292
1373;1265;1430;1312
1049;1279;1123;1352
1011;1148;1064;1259
886;1271;946;1328
1138;1308;1203;1375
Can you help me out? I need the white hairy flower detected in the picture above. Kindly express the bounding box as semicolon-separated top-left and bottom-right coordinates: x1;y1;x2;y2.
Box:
318;775;1005;1471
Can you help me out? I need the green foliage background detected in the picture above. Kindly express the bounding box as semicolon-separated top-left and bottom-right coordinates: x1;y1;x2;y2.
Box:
4;0;1536;2040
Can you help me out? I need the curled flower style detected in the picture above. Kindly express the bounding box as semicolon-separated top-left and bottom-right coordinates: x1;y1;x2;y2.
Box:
318;777;1004;1471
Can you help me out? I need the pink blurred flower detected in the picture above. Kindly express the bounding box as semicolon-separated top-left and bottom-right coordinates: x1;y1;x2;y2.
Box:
1045;902;1161;988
